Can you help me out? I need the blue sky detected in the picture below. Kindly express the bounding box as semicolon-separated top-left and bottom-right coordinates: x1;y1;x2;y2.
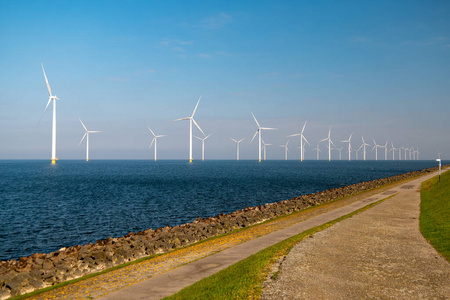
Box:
0;0;449;160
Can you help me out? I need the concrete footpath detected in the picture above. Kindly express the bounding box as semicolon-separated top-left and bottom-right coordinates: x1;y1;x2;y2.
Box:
262;171;450;299
98;170;448;300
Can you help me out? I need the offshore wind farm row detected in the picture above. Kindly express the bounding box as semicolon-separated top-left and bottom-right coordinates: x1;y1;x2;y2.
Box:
39;64;425;163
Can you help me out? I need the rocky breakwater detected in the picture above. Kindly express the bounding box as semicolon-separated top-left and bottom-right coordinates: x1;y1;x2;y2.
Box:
0;167;437;299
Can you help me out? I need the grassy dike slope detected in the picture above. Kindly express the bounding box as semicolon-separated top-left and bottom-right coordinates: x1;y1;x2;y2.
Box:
164;199;387;300
420;170;450;262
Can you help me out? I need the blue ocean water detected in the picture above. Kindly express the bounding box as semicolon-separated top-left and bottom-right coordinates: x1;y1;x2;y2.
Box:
0;159;440;261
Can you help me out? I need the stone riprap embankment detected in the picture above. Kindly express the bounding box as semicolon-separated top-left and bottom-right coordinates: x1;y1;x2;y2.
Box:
0;167;438;299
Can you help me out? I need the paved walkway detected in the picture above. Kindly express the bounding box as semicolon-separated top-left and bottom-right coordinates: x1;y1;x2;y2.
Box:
262;171;450;299
27;170;444;299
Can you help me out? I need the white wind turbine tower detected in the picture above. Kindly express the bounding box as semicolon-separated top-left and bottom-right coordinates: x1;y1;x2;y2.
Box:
148;126;166;161
360;136;370;161
231;138;245;161
382;141;388;160
79;119;101;162
313;141;321;160
355;145;362;160
195;134;211;161
280;141;289;160
340;133;353;161
372;139;383;161
320;127;334;161
174;96;205;162
287;121;310;161
262;140;272;161
250;113;276;162
335;147;343;160
389;142;397;160
39;63;61;164
415;148;420;160
399;147;404;160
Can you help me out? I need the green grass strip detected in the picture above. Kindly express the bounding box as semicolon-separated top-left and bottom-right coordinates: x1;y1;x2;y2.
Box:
164;197;390;300
420;170;450;262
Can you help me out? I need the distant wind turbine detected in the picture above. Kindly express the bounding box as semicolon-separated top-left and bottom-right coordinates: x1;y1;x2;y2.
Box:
389;142;397;160
335;147;343;160
313;141;321;160
372;139;383;161
341;133;353;161
250;113;276;162
79;119;101;162
195;134;211;161
148;126;165;161
287;121;310;161
262;140;272;161
399;147;404;160
280;141;289;160
360;137;370;161
174;96;205;162
39;63;61;164
231;138;245;161
320;127;334;161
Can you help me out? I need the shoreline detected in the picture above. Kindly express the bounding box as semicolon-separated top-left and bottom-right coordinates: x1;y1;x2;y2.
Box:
0;166;441;299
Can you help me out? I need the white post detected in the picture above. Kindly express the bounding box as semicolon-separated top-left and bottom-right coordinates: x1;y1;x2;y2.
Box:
189;119;193;162
86;133;89;161
258;131;262;162
51;99;56;164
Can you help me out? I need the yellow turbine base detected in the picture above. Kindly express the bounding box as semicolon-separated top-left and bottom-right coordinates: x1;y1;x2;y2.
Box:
86;159;89;162
189;158;193;163
51;160;56;164
259;159;261;162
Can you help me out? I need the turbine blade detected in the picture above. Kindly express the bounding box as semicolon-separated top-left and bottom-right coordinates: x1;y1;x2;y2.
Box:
194;136;202;140
149;138;155;149
173;117;190;121
41;63;52;96
303;136;310;146
36;98;52;127
79;118;88;132
147;126;156;137
191;95;202;117
250;130;258;143
192;118;205;136
261;127;276;130
287;133;301;137
79;133;87;146
231;138;237;143
238;138;245;143
301;121;307;134
251;112;260;127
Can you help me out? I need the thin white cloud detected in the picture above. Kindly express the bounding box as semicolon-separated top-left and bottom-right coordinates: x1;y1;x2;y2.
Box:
197;53;212;59
199;12;232;29
159;39;194;53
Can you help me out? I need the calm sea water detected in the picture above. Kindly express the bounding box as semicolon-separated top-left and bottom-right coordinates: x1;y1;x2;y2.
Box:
0;159;440;261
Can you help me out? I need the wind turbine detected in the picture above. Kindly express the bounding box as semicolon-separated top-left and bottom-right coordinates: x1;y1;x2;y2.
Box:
320;127;334;161
250;113;276;162
404;147;409;160
174;96;205;162
399;147;404;160
313;141;321;160
195;134;211;161
287;121;310;161
262;140;272;161
340;133;353;161
280;141;289;160
372;139;383;161
148;126;166;161
231;138;245;161
360;137;370;161
79;119;101;162
389;142;397;160
39;63;61;164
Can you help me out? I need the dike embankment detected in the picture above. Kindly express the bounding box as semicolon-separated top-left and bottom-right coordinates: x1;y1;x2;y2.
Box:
0;166;439;299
